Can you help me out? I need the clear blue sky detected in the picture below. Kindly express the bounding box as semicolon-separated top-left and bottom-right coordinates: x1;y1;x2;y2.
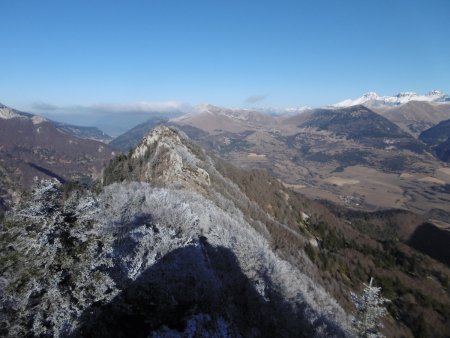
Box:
1;0;449;110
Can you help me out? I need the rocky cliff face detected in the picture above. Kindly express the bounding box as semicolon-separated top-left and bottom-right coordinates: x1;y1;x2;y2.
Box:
130;126;211;191
0;126;350;337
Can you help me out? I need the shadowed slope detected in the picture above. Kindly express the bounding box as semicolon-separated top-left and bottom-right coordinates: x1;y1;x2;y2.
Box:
74;238;338;338
408;223;450;266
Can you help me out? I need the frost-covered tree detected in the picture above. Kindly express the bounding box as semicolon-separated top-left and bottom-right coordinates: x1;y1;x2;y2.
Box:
351;277;389;338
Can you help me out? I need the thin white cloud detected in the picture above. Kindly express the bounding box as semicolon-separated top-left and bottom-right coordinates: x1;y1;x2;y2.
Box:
31;101;59;111
29;100;191;115
26;100;191;137
244;95;268;104
90;101;189;114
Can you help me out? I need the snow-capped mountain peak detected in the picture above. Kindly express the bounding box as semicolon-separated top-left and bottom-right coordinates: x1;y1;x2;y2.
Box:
0;102;46;122
362;91;379;99
332;92;380;108
427;89;443;96
395;91;417;98
332;90;449;108
194;103;220;113
0;103;24;119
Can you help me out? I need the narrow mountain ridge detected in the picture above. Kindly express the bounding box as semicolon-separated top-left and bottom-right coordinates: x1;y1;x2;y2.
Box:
2;126;450;337
109;116;168;151
1;126;350;337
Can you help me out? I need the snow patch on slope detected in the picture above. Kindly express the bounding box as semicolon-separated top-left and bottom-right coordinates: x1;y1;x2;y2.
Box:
0;105;23;119
31;115;47;124
0;103;47;123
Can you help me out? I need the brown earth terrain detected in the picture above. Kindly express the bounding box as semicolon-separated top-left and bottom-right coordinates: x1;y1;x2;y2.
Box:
167;104;450;227
0;106;116;206
104;126;450;337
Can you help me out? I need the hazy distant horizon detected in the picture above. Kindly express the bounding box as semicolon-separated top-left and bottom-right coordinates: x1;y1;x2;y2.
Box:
2;87;449;136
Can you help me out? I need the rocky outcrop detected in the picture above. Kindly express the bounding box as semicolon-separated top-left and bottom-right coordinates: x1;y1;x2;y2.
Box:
132;126;211;190
103;126;211;194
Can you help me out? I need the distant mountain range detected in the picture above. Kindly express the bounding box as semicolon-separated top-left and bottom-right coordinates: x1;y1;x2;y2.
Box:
332;90;449;108
14;89;449;140
177;104;430;172
4;93;450;215
0;103;112;142
162;103;450;218
52;121;112;143
295;106;425;152
376;101;450;137
0;103;115;206
420;118;450;162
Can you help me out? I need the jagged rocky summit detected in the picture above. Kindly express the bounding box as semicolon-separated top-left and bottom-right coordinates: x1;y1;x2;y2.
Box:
1;126;350;337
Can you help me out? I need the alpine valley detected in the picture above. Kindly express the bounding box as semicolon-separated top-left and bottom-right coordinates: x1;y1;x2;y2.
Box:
113;93;450;224
1;92;450;338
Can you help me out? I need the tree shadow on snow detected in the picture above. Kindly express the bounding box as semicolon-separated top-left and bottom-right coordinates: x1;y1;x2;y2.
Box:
72;237;344;338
